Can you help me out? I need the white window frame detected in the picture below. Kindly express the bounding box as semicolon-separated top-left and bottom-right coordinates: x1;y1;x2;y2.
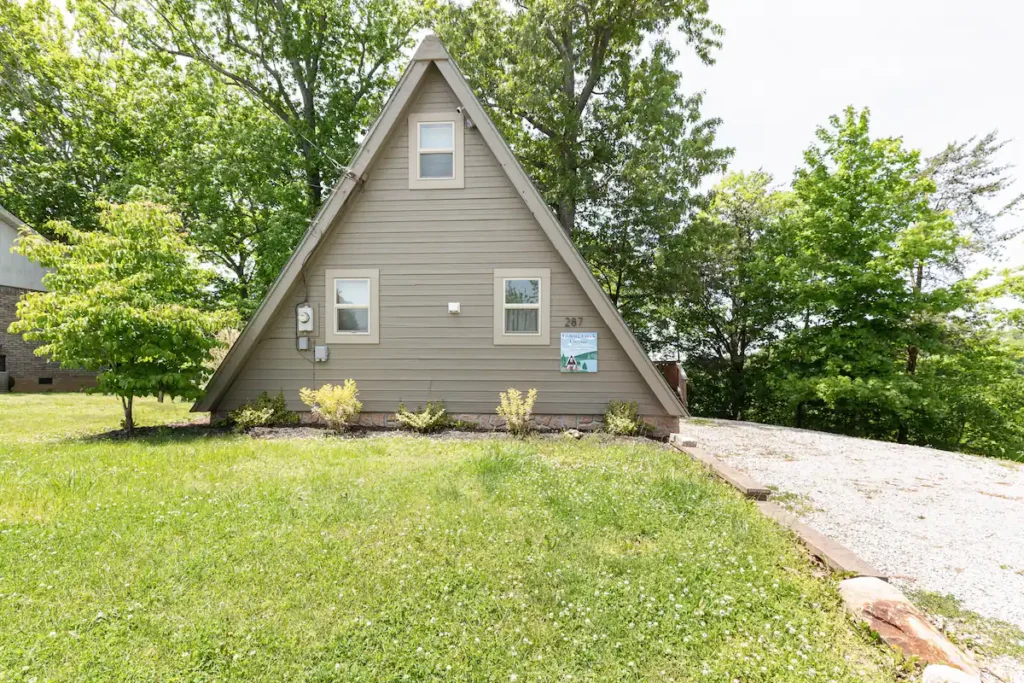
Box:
325;268;379;344
408;112;464;190
493;268;550;345
417;121;455;179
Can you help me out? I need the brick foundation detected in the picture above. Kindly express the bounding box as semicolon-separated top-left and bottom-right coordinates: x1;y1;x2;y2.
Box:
212;409;682;439
0;284;97;393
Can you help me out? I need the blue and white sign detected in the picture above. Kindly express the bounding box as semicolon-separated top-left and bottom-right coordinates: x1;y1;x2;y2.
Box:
560;332;597;372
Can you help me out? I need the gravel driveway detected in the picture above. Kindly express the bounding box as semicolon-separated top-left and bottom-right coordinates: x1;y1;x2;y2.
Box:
685;419;1024;632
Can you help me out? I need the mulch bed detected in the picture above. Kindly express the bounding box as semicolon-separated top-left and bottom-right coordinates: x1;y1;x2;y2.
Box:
87;421;666;446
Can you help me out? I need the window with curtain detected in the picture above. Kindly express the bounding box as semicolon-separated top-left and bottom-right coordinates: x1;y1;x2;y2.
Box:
503;278;540;334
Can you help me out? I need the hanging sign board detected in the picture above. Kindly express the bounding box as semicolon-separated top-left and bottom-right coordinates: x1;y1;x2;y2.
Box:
560;332;597;372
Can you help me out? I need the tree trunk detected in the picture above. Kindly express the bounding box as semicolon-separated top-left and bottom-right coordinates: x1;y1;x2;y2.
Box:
300;139;322;211
305;163;322;210
897;344;919;444
795;401;805;429
121;394;134;434
557;197;576;235
728;358;745;421
905;345;920;375
898;261;925;445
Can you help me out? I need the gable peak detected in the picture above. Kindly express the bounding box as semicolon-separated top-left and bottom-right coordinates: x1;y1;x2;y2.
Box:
412;33;450;62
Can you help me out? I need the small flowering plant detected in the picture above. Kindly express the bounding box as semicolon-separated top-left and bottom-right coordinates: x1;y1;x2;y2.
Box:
299;380;362;432
497;388;538;438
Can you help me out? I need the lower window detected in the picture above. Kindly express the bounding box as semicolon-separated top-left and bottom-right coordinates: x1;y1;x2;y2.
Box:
334;278;370;333
325;268;380;344
493;268;550;345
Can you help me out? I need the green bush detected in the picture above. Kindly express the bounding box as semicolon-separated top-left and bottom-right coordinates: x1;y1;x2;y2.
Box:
604;400;649;436
497;388;537;438
228;391;299;431
395;401;451;433
300;380;362;433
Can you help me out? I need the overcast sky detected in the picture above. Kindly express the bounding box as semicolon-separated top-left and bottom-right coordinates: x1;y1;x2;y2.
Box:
672;0;1024;266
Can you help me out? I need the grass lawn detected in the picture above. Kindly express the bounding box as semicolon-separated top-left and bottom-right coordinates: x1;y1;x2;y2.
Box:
0;394;898;682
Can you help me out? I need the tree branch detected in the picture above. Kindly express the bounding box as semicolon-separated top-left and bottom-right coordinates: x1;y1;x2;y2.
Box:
576;27;611;116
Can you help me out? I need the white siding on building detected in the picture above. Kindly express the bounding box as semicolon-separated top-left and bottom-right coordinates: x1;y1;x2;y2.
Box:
0;206;47;292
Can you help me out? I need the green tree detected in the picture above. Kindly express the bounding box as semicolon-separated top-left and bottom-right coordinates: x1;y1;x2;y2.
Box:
894;133;1024;401
430;0;731;326
90;0;419;209
8;200;235;432
769;107;968;440
116;65;310;315
906;322;1024;460
0;1;310;315
659;171;796;419
0;0;139;230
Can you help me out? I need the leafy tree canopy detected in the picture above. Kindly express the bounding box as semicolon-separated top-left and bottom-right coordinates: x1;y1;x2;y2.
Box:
430;0;731;335
0;0;139;230
672;107;1024;459
1;0;312;315
658;171;797;419
86;0;420;208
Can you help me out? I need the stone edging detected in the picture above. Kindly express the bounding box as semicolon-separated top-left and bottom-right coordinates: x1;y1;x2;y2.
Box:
668;433;982;682
669;436;772;500
755;501;887;580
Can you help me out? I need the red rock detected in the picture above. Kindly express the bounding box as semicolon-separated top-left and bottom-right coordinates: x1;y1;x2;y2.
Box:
838;578;979;676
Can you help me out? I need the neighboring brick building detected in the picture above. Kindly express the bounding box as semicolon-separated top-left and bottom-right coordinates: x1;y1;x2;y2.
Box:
0;205;95;393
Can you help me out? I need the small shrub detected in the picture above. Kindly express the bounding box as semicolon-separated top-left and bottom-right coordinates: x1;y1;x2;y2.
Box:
604;400;649;436
300;380;362;433
228;391;299;431
496;388;538;438
449;419;477;431
395;401;450;433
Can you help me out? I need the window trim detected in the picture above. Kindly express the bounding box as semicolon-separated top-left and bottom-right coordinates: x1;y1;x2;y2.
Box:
493;268;550;345
325;268;379;344
408;112;464;190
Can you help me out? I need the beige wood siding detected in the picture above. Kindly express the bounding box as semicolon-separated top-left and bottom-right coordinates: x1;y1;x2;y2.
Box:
219;66;665;416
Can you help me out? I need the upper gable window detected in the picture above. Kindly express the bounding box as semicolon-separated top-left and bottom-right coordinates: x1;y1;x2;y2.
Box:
408;112;464;189
418;122;455;178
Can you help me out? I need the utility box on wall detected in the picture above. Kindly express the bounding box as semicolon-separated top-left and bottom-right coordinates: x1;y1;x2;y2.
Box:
296;303;315;334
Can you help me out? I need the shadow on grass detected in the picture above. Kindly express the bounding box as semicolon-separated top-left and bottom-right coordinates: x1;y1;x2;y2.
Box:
75;423;233;444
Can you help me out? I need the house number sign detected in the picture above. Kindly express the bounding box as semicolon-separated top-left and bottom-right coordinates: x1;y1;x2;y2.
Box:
564;317;584;327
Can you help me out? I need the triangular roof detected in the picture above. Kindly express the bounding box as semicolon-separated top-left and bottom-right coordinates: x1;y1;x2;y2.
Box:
195;34;685;417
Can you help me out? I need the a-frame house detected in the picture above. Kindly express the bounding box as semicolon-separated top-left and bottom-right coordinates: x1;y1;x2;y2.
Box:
195;34;686;433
